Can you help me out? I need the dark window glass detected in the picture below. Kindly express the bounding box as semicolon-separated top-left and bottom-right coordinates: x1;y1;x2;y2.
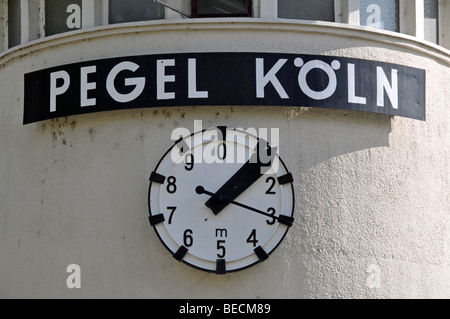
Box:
192;0;252;17
278;0;335;22
45;0;83;36
109;0;165;24
8;0;21;48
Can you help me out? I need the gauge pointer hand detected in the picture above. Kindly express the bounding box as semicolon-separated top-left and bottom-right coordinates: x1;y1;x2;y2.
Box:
197;186;294;227
204;141;276;216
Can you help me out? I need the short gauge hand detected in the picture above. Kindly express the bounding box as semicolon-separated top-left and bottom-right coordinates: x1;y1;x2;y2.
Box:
197;186;294;227
204;141;275;215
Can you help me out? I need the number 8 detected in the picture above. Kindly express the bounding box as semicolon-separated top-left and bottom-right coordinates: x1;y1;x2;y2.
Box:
167;176;177;194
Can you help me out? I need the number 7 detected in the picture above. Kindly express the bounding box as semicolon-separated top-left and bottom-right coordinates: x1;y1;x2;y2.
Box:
167;206;177;224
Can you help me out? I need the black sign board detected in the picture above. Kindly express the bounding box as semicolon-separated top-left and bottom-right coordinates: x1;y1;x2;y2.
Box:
23;52;426;124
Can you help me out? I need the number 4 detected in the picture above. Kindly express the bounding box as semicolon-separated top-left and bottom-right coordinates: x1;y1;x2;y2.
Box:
247;229;258;247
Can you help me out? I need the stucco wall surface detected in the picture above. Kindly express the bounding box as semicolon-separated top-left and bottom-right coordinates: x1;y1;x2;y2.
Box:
0;19;449;298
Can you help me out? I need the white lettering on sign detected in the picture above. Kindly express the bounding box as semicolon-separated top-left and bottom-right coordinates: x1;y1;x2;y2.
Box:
377;66;398;109
188;58;209;99
256;58;289;99
348;63;367;105
157;59;176;100
45;55;404;117
81;66;96;107
256;57;398;108
50;70;71;113
294;58;341;100
106;61;146;103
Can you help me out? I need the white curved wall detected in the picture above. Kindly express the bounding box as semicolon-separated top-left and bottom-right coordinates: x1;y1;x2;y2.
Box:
0;19;449;298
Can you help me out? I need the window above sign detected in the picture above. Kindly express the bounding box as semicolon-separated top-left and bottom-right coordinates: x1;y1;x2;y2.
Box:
193;0;252;18
278;0;335;22
424;0;439;43
45;0;83;36
0;0;448;52
7;0;21;48
153;0;252;18
109;0;165;24
360;0;399;32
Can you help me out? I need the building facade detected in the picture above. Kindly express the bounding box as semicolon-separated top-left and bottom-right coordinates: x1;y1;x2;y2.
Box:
0;0;449;298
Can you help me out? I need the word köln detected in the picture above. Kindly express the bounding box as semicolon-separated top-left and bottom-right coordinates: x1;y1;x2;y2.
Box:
49;57;398;112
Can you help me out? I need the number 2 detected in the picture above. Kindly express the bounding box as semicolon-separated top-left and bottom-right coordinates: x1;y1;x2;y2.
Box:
265;177;276;195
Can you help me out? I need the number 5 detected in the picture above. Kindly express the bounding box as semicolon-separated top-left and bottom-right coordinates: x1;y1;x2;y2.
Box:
217;240;226;258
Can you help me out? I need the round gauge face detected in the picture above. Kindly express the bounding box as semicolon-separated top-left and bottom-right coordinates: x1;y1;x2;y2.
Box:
148;127;295;274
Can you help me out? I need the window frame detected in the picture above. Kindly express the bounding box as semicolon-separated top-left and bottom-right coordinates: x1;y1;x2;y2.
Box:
1;0;8;50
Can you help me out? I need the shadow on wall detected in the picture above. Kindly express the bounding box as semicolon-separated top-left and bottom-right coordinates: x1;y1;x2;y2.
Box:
34;106;393;172
283;107;392;171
